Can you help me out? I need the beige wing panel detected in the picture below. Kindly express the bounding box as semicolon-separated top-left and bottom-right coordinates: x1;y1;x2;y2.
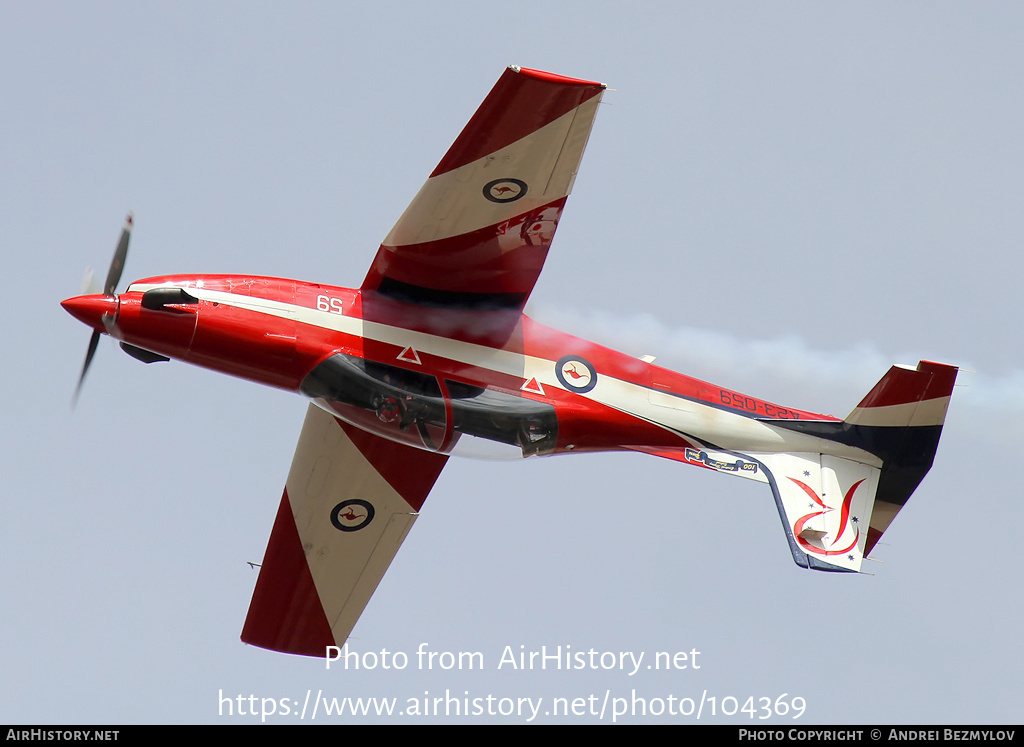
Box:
241;404;447;656
362;66;606;309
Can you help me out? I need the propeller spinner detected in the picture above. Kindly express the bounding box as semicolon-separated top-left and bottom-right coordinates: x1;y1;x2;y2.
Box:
63;213;133;404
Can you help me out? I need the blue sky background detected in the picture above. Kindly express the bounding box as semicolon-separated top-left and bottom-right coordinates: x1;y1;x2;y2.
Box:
2;2;1022;724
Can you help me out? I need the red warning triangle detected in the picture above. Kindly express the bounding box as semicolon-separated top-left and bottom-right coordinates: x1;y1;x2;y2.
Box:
397;346;421;364
521;377;545;395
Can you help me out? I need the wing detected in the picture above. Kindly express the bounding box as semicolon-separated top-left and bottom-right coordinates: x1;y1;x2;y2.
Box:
241;404;447;656
362;66;606;310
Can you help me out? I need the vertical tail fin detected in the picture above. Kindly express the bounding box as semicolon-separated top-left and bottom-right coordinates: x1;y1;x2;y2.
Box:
844;361;958;554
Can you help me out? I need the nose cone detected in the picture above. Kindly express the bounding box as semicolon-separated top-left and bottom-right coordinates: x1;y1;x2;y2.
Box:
61;294;119;333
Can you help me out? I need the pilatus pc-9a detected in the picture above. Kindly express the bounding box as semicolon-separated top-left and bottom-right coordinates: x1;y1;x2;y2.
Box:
63;67;957;656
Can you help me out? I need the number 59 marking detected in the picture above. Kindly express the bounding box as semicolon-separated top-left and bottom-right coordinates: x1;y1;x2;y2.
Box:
316;295;344;314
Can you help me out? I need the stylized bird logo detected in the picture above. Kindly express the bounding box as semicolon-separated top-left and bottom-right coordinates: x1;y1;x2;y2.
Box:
787;477;863;557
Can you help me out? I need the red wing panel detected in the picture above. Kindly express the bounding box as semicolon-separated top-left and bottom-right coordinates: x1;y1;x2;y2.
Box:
240;489;335;656
362;66;606;309
431;67;605;177
241;404;448;656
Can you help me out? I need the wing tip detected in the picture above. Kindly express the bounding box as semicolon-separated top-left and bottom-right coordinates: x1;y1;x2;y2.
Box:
508;64;606;89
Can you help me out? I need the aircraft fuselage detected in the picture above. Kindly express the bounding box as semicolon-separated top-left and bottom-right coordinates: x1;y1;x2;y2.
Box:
65;273;856;469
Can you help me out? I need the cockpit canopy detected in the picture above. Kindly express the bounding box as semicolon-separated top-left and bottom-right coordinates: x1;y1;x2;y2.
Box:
302;352;557;457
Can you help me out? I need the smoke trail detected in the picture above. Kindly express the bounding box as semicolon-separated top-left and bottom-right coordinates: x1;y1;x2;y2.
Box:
531;304;1024;424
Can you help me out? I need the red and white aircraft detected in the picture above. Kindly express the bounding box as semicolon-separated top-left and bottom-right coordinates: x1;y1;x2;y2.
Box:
63;67;957;657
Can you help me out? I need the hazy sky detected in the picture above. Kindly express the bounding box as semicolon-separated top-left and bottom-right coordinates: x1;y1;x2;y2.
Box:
3;2;1022;724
